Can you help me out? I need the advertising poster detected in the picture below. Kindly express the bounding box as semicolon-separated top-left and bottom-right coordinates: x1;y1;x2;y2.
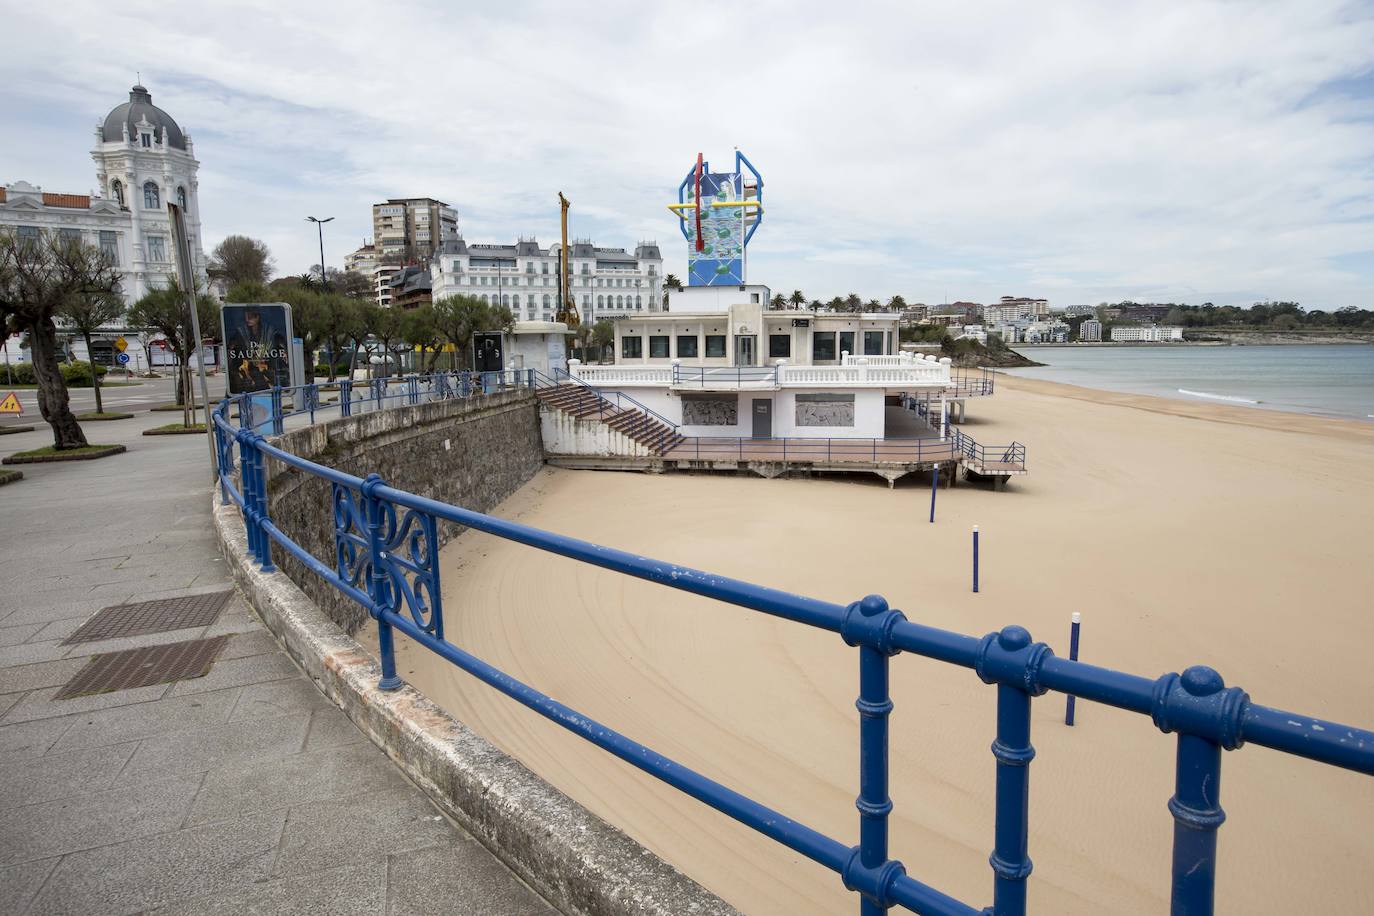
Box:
222;303;293;395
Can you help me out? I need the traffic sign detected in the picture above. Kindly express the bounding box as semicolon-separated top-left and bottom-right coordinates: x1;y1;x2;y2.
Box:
0;392;22;416
114;336;128;353
116;352;130;365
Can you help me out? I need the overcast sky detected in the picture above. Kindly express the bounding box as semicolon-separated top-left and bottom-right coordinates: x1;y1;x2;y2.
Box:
3;1;1372;308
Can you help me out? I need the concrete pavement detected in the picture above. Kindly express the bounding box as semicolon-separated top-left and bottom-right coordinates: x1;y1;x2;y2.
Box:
0;407;557;914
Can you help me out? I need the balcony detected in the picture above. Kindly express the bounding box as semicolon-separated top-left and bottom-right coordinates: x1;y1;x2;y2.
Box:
568;355;951;391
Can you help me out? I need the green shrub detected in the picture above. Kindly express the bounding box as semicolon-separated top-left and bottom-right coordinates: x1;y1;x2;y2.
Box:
1;363;37;385
0;361;108;387
60;361;108;387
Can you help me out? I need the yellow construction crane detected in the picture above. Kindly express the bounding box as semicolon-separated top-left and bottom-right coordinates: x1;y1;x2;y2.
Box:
555;192;581;328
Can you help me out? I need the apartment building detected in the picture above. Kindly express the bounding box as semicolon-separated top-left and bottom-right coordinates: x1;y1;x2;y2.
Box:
430;237;663;323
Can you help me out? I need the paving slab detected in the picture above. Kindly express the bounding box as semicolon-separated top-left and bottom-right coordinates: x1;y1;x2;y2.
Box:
272;787;456;879
0;741;138;808
390;838;559;915
147;861;388;916
0;771;202;865
0;408;560;915
0;858;58;915
25;810;286;916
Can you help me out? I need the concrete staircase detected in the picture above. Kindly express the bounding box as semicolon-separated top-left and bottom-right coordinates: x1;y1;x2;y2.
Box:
536;383;684;456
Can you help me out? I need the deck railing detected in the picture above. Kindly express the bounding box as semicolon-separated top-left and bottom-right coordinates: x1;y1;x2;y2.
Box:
668;436;958;464
212;377;1374;916
570;359;952;389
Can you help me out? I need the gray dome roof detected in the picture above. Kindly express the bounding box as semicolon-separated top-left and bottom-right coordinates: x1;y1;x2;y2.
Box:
101;85;186;150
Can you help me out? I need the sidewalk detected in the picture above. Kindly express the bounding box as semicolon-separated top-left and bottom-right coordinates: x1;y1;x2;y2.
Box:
0;412;555;914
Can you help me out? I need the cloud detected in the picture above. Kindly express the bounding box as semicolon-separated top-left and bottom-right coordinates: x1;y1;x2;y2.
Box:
3;0;1372;307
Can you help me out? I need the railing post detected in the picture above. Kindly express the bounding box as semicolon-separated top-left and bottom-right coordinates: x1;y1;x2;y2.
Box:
1065;613;1081;726
307;383;317;423
271;386;284;435
236;430;258;561
340;379;352;417
245;434;275;573
976;626;1048;916
1155;666;1241;916
361;473;402;691
991;686;1034;916
839;595;908;915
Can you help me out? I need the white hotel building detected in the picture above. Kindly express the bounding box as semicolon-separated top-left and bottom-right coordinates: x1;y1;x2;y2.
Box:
430;238;663;323
570;285;952;439
1111;325;1184;342
1;83;208;369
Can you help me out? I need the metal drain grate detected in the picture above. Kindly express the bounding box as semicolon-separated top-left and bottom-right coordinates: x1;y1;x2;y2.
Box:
56;636;228;699
62;591;232;645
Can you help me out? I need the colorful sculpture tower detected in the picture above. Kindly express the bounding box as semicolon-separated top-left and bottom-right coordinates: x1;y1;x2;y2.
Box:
667;151;764;286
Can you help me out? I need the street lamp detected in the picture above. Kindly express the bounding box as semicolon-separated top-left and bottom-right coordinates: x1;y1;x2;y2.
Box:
306;216;334;291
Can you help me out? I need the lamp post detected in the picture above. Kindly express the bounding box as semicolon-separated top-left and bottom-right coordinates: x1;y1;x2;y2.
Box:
306;216;334;291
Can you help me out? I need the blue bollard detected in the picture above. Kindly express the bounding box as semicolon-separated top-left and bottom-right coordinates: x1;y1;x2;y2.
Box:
973;525;980;593
1065;613;1081;726
929;464;939;523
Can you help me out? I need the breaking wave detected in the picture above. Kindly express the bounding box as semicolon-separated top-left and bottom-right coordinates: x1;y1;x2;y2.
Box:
1178;388;1261;405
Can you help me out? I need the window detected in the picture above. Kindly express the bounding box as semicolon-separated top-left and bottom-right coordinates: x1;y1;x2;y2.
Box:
635;295;642;309
111;180;124;207
676;335;699;358
481;294;489;303
863;330;885;355
769;334;791;358
812;332;836;362
146;234;167;262
705;335;726;358
58;228;82;246
622;336;643;359
839;331;855;356
542;261;549;274
526;262;534;273
751;293;760;303
99;231;119;265
543;294;551;309
649;335;670;358
141;132;152;148
16;226;39;248
143;181;160;209
177;186;188;211
596;295;604;308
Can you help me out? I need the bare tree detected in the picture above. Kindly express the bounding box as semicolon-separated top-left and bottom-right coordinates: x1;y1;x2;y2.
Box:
58;276;125;415
0;230;121;449
209;235;274;286
127;276;220;406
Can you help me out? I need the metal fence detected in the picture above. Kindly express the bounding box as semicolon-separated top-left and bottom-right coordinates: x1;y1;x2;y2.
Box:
212;374;1374;916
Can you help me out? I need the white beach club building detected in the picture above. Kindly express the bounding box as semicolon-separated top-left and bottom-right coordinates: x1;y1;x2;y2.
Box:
569;285;953;439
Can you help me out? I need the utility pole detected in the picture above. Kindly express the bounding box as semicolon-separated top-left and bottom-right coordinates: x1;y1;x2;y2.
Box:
307;216;334;290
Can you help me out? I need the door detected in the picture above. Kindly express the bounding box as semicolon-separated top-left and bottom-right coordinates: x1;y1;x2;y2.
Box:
752;398;773;438
735;335;756;367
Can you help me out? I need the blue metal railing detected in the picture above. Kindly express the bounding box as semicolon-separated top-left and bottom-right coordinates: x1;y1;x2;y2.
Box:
211;381;1374;916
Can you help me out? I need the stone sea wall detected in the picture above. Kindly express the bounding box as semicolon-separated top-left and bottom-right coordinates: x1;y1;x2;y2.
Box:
263;390;544;634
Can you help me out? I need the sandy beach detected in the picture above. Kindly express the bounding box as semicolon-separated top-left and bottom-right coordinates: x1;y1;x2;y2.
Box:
380;376;1374;914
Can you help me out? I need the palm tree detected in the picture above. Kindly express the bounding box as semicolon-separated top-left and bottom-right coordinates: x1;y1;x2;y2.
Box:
888;295;907;314
770;293;786;310
663;273;683;308
844;293;862;313
789;290;806;309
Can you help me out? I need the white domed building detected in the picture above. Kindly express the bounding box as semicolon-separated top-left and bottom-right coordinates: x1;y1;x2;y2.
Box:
1;83;207;307
1;83;209;368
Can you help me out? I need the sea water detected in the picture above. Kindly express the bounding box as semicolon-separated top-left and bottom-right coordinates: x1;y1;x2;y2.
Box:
1003;345;1374;421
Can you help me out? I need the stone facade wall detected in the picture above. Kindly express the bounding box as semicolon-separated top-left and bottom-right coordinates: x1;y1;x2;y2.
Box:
262;390;543;634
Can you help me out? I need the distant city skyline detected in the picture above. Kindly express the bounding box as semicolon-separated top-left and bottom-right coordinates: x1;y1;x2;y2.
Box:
3;2;1371;309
